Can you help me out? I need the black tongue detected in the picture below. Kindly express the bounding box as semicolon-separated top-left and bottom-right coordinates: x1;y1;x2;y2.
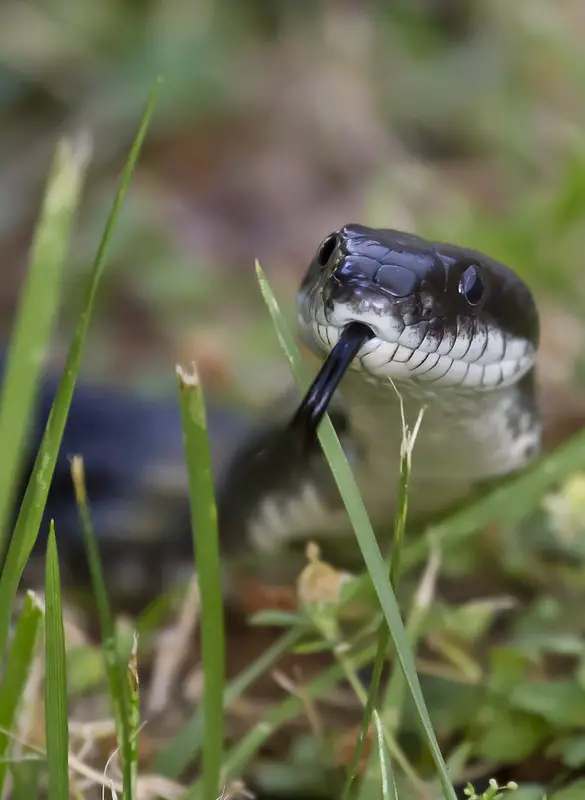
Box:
289;322;373;442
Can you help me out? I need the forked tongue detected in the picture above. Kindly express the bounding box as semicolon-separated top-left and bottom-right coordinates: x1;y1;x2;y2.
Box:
289;322;373;442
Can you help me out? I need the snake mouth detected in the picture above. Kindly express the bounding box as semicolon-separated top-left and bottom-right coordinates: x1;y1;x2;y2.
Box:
289;322;374;442
309;311;534;391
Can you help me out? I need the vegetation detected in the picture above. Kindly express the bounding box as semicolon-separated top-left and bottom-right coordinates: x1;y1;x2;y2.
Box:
2;3;585;798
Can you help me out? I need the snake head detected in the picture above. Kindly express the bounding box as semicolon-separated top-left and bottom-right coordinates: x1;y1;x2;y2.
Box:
298;224;539;391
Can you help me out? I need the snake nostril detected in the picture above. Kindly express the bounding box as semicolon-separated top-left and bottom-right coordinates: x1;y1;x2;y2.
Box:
316;233;338;267
419;293;434;318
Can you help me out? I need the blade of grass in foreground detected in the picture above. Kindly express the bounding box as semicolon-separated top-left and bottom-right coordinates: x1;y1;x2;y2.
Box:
0;591;44;797
177;364;225;800
0;135;90;565
355;553;442;800
126;633;140;799
45;523;69;800
254;261;456;800
342;401;423;800
0;77;162;663
71;456;135;800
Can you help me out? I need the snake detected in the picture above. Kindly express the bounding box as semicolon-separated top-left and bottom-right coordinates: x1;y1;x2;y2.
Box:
217;223;541;564
14;223;541;605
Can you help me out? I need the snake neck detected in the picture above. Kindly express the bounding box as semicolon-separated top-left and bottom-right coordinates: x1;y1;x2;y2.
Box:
218;368;541;557
337;368;541;525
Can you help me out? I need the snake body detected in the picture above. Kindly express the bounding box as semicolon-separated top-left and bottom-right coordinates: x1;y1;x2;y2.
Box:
218;224;541;556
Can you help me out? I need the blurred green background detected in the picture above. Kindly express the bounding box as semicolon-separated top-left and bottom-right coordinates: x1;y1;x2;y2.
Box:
2;0;585;427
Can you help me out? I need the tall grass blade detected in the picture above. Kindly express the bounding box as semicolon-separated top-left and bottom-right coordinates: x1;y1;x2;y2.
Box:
176;363;225;800
382;549;441;732
0;591;44;796
44;523;69;800
342;403;422;800
254;262;456;799
126;633;140;799
0;77;162;662
355;554;441;800
0;136;90;563
70;456;135;800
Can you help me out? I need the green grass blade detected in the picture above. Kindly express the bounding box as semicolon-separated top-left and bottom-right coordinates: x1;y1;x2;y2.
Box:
155;626;303;779
0;77;162;662
355;554;441;800
382;549;441;731
176;363;226;800
0;135;90;563
254;262;456;800
373;710;399;800
342;403;421;800
70;456;135;800
44;522;69;800
126;633;140;799
0;591;44;796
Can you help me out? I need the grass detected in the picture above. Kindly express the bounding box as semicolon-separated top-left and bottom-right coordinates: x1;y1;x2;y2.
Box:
0;78;162;666
71;454;138;800
0;590;44;796
340;396;424;800
0;79;160;798
176;363;226;800
0;135;90;566
154;626;304;778
44;524;69;800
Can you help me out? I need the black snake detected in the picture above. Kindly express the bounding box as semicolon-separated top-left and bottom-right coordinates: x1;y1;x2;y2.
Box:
217;224;541;566
16;224;541;604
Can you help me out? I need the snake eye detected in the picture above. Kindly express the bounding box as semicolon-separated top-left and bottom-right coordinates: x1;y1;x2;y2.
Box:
316;234;338;267
459;265;484;306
